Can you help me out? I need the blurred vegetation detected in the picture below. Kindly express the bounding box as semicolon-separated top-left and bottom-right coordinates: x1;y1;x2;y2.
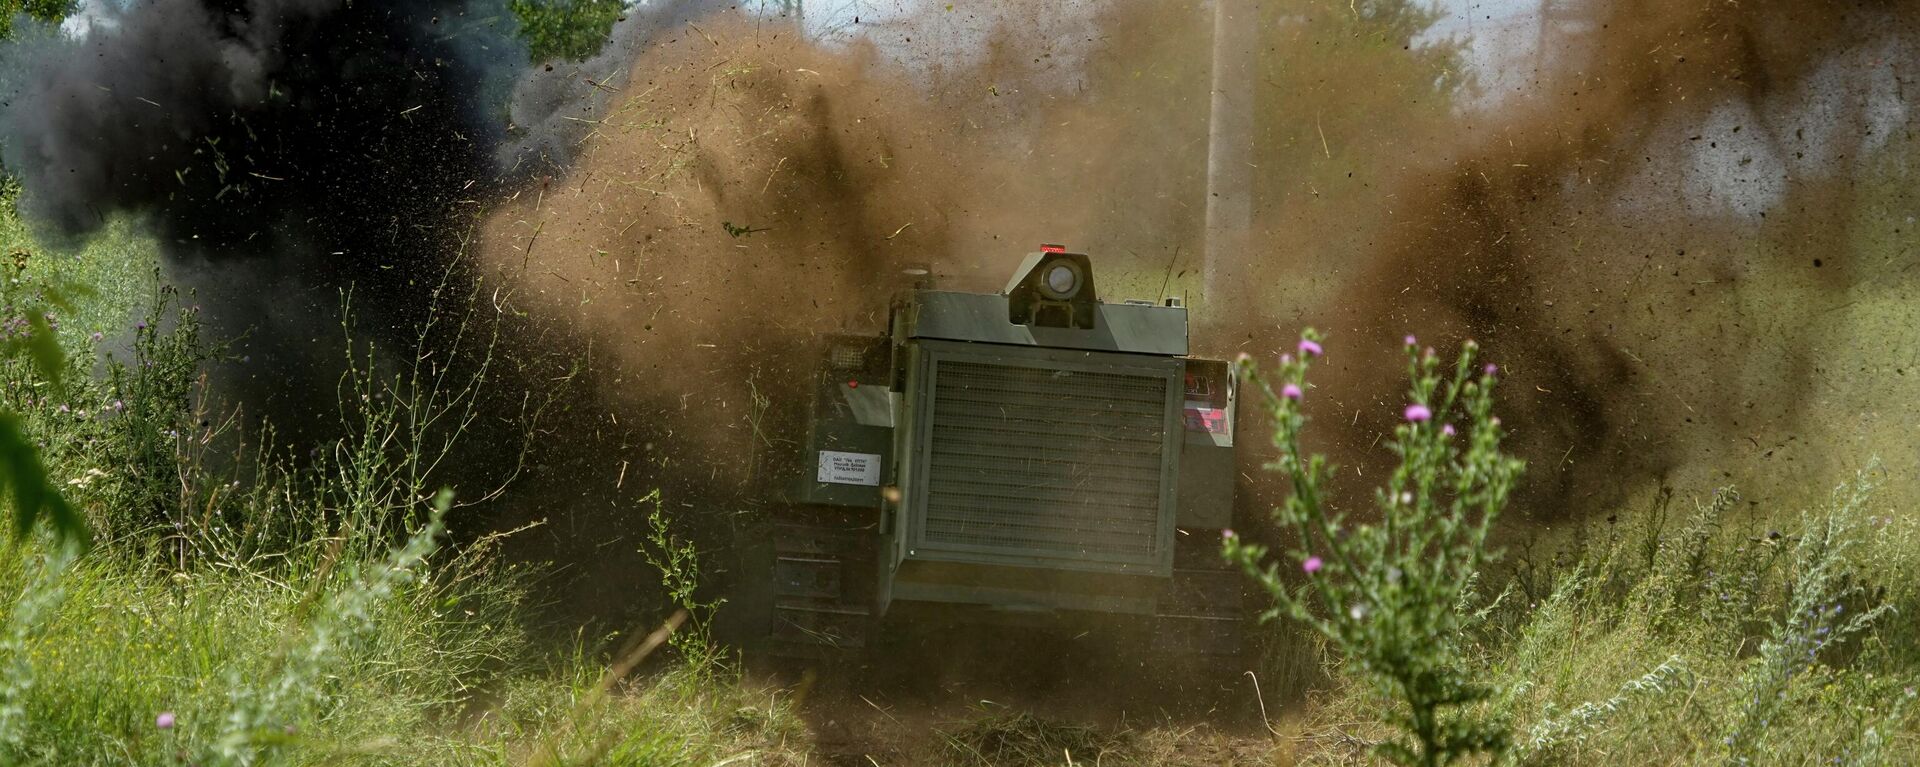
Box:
1255;0;1467;191
0;0;69;42
1;174;155;543
0;183;807;761
1275;469;1920;765
510;0;626;62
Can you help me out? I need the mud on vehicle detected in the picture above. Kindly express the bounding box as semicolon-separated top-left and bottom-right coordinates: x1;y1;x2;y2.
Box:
730;247;1244;664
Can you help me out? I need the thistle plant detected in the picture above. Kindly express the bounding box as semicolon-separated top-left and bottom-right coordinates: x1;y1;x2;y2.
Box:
639;489;726;661
1225;330;1524;767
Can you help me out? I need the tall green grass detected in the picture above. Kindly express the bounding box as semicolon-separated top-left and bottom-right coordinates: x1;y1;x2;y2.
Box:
0;525;805;765
1283;469;1920;765
1232;333;1920;766
0;184;807;763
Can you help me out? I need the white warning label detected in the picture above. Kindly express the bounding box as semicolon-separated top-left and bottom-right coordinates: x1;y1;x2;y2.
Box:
817;450;882;486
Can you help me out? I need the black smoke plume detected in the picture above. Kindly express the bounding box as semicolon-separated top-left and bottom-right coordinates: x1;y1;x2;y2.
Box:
0;0;533;432
0;0;709;432
2;0;517;263
0;0;750;630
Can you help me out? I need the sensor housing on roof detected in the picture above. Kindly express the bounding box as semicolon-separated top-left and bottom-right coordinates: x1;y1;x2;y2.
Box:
1005;248;1099;329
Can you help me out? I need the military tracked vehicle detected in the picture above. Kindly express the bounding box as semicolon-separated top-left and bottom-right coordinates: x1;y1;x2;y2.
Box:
744;247;1243;660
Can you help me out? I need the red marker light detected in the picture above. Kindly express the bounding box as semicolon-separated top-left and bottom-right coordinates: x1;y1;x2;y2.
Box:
1039;243;1066;253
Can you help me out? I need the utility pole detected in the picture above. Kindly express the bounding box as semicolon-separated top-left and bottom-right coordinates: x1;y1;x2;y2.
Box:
1202;0;1257;320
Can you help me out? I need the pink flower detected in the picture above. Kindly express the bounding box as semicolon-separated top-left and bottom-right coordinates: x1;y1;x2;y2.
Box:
1281;383;1303;400
1302;556;1324;574
1221;528;1236;540
1298;338;1322;357
156;712;175;730
1404;334;1417;347
1404;404;1432;423
1441;423;1456;436
1484;363;1498;376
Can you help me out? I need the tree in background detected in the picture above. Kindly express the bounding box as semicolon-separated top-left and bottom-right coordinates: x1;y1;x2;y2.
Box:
1;0;72;177
0;0;69;42
510;0;626;62
1255;0;1466;188
1251;0;1467;299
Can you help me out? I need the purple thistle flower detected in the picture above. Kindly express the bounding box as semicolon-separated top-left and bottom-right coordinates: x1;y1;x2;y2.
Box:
1403;334;1417;347
1281;383;1303;400
1297;338;1322;357
156;712;175;730
1302;556;1324;574
1484;363;1498;376
1221;528;1236;540
1404;404;1432;423
1441;423;1456;436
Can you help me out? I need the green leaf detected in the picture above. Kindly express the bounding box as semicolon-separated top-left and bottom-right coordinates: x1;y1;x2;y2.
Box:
0;410;89;547
0;0;74;41
509;0;626;62
18;313;65;388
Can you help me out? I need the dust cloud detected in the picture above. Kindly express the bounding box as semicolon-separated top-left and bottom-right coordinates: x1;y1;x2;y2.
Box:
1297;0;1920;516
479;0;1920;532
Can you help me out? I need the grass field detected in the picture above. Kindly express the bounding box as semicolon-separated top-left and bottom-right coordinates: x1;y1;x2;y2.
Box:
0;182;814;765
6;177;1920;766
1281;477;1920;765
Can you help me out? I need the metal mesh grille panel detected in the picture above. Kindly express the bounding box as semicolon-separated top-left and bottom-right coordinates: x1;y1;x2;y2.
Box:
923;359;1169;561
